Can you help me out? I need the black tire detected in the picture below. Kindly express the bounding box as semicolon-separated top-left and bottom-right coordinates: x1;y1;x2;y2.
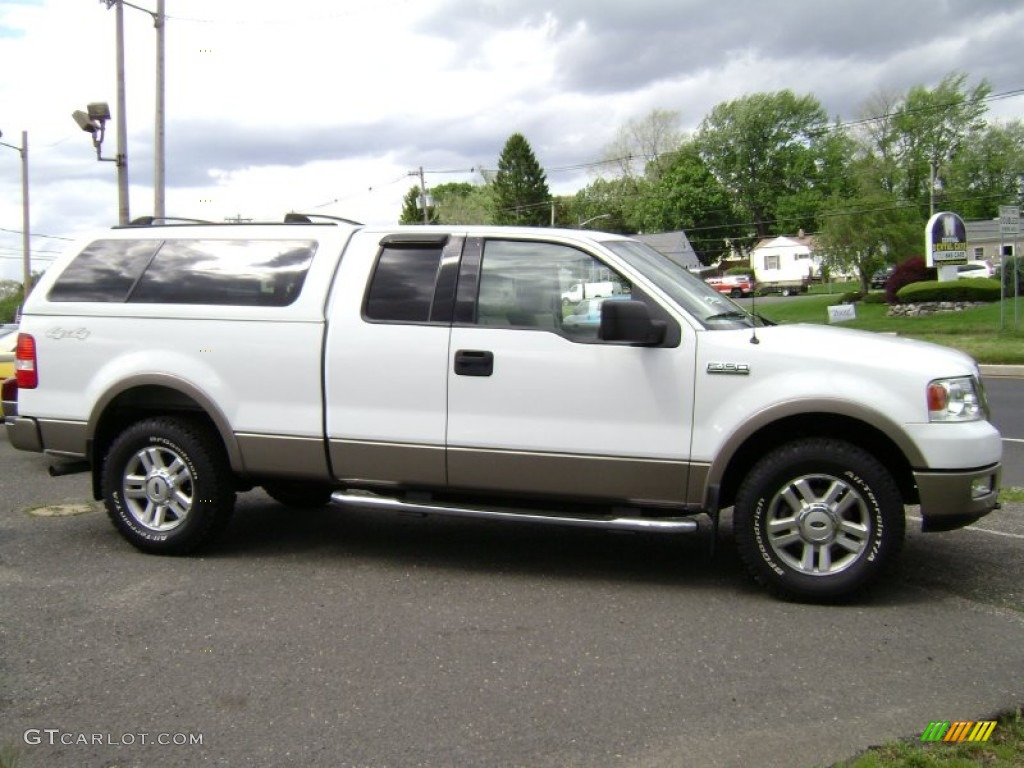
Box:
263;481;334;509
102;417;236;554
733;438;905;603
730;288;743;298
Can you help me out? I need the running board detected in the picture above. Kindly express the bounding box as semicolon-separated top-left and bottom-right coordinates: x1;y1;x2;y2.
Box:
331;492;700;534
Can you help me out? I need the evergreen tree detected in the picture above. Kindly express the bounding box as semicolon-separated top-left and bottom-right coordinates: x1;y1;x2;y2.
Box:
492;133;551;226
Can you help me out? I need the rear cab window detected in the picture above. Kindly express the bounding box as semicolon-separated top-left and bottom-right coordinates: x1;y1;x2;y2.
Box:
47;238;318;307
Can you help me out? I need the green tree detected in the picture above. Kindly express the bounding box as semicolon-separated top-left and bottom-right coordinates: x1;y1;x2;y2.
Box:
945;120;1024;219
696;90;838;237
431;181;494;225
492;133;551;226
399;185;437;224
889;72;991;213
630;140;739;264
816;189;921;293
569;177;637;234
600;108;683;181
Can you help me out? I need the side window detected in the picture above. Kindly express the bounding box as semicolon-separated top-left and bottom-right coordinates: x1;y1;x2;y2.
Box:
476;240;631;341
364;244;443;323
130;240;315;306
48;240;159;302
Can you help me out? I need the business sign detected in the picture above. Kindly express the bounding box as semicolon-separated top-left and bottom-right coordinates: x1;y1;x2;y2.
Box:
925;211;968;267
999;205;1020;236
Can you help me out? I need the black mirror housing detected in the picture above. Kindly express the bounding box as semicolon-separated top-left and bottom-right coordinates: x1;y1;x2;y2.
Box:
599;300;667;345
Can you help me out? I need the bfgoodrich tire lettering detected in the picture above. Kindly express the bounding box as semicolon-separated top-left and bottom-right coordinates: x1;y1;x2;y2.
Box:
102;417;236;554
733;438;905;602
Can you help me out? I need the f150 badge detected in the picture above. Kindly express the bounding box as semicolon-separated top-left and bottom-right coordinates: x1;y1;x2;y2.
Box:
707;362;750;375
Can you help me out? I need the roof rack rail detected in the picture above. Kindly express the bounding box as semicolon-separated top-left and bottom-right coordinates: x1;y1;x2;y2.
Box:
125;216;215;226
284;212;364;226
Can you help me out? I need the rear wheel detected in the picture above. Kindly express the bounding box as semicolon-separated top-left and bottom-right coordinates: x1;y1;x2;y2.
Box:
102;417;235;554
733;438;905;602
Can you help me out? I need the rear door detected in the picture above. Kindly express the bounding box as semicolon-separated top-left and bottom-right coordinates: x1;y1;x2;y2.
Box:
445;237;697;506
323;232;461;488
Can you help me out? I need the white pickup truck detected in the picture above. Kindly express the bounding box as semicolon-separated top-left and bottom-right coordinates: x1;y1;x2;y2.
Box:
3;218;1002;601
560;280;622;305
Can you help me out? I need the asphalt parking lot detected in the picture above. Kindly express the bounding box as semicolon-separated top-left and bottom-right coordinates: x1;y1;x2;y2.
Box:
1;430;1022;768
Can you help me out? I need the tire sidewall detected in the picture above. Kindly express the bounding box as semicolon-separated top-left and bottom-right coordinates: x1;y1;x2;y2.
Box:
103;419;230;554
735;441;903;601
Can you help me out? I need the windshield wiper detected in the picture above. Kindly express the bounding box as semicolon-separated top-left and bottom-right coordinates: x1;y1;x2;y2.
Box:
704;311;752;323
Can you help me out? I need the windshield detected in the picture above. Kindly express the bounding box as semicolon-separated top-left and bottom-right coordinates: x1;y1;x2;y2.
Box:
602;239;764;330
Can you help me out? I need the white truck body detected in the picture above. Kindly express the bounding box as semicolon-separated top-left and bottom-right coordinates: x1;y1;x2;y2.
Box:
4;220;1002;601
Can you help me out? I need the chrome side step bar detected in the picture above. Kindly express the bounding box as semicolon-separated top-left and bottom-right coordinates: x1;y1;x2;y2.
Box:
331;492;700;534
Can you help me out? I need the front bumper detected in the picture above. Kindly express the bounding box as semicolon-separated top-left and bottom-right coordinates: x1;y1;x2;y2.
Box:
914;463;1001;531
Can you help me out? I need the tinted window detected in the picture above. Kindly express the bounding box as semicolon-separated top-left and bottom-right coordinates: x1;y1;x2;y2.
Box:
364;245;443;322
48;238;316;306
48;239;158;302
476;240;630;341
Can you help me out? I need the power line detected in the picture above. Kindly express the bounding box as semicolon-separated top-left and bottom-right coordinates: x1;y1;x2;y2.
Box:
0;227;74;241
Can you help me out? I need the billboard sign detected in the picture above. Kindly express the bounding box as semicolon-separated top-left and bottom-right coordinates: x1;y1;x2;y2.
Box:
925;212;968;267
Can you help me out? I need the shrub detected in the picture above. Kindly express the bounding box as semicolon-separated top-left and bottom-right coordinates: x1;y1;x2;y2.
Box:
726;266;752;275
885;256;936;304
895;279;1002;304
999;257;1024;296
862;291;887;304
840;291;864;303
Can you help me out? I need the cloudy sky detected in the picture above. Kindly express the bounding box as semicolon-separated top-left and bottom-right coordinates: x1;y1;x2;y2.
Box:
1;0;1023;281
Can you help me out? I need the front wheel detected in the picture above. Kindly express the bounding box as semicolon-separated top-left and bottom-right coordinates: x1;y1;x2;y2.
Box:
733;439;905;602
102;417;236;554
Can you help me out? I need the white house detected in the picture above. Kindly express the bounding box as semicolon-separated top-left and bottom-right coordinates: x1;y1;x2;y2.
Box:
750;232;820;284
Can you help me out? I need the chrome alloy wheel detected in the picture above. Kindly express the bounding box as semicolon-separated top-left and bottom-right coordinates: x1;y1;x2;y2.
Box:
122;445;195;532
764;473;872;576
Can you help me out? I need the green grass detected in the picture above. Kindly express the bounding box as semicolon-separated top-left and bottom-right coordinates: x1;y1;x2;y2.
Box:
756;295;1024;364
828;708;1024;768
1000;487;1024;504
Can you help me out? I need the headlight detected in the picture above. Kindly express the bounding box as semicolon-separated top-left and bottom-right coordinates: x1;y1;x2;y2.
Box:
927;376;983;422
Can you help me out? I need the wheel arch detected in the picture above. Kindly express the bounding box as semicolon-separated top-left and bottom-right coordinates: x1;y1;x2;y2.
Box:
707;406;922;511
87;376;241;498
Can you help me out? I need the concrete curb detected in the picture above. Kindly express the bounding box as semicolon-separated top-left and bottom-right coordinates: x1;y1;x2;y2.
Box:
980;365;1024;378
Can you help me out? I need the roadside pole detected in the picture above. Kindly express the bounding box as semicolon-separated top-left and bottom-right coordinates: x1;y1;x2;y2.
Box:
1000;206;1020;330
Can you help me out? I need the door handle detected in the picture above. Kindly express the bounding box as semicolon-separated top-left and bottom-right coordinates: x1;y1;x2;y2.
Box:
454;349;494;377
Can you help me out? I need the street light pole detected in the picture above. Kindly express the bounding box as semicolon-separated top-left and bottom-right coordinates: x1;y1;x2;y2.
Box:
114;0;130;224
0;130;31;295
101;0;131;225
579;213;611;229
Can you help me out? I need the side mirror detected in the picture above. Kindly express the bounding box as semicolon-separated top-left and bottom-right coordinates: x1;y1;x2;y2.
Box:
599;300;666;346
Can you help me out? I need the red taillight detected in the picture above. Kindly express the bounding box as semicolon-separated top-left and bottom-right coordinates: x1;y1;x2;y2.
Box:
15;333;37;389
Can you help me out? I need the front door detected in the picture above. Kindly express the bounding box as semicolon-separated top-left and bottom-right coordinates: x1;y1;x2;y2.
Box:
446;237;697;506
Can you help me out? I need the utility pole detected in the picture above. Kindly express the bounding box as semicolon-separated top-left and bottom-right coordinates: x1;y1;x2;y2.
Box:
418;166;428;224
0;130;30;294
154;0;165;219
105;0;130;225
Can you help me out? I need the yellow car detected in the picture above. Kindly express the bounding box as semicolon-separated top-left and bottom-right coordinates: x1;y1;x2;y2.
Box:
0;325;18;416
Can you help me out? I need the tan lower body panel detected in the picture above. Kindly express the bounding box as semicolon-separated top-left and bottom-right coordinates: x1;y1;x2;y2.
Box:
329;439;447;487
448;447;690;506
236;433;331;479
